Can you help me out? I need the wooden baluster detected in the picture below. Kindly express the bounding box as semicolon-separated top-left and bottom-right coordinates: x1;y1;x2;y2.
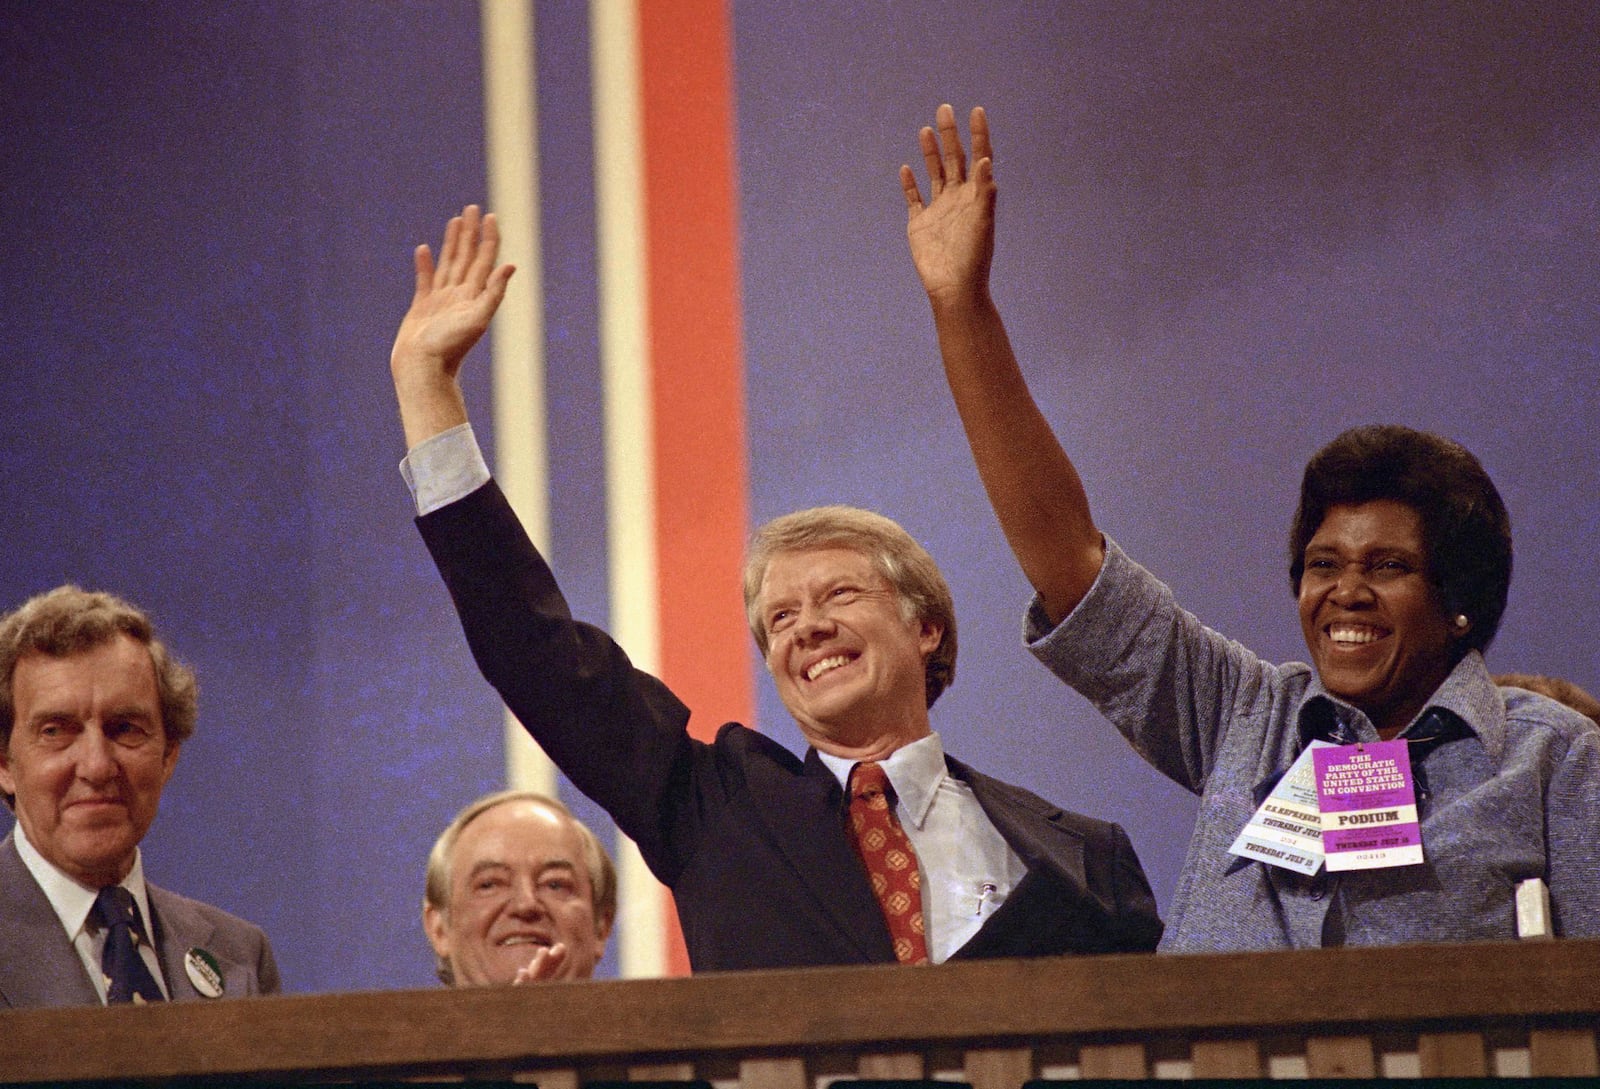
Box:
963;1046;1033;1089
1416;1032;1488;1076
856;1052;925;1079
1305;1035;1376;1077
517;1069;576;1089
739;1056;807;1089
1529;1029;1600;1076
1190;1040;1263;1078
1077;1043;1147;1079
629;1063;699;1082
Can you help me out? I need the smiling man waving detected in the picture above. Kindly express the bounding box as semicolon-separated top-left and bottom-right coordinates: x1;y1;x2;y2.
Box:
387;207;1161;972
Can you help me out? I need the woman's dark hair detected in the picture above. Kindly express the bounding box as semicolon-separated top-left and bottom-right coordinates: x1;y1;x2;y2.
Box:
1289;424;1512;657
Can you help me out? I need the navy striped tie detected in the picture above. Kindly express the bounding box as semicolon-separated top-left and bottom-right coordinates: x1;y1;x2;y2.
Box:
92;886;165;1004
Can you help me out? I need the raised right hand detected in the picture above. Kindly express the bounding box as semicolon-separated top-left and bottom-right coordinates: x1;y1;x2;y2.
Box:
388;205;515;447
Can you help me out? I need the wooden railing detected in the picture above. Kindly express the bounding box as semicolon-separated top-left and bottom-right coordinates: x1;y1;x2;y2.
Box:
3;940;1599;1083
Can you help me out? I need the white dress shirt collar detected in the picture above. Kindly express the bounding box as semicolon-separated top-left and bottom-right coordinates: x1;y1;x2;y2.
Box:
815;731;947;829
13;820;154;944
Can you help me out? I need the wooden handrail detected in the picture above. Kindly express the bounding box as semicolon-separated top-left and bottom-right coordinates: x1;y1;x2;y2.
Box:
3;939;1599;1083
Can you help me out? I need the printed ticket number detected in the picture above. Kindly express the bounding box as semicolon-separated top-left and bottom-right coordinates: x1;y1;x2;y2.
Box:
1227;741;1330;876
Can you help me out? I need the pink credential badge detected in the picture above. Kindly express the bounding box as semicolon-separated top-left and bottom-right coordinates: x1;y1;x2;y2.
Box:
1313;740;1423;871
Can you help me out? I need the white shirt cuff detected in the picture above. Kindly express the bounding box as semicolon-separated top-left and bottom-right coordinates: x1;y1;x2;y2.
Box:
399;423;490;515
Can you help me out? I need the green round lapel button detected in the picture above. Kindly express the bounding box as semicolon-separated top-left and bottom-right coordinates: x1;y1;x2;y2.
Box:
184;947;224;998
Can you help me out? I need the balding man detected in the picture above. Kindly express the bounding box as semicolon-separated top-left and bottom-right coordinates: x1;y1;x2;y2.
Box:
424;790;614;985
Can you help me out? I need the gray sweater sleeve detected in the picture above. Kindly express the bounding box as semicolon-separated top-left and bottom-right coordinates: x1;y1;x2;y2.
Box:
1024;537;1292;795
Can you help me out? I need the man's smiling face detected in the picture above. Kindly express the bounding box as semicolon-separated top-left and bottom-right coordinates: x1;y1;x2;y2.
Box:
1298;498;1460;737
758;546;941;758
424;799;609;985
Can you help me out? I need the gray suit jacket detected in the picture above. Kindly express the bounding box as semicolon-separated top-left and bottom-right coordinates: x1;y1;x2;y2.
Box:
0;831;280;1008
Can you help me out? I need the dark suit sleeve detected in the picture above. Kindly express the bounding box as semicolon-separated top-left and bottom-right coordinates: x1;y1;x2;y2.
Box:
416;480;704;881
1105;822;1164;952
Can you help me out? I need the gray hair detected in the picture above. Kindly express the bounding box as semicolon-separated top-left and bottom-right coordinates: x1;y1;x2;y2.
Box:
1;586;195;808
423;790;616;985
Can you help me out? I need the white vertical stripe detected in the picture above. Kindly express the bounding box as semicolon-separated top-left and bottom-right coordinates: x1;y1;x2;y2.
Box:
480;0;556;797
591;0;668;980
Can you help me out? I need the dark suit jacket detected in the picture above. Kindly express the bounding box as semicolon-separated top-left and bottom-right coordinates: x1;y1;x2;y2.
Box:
420;481;1162;971
0;832;281;1008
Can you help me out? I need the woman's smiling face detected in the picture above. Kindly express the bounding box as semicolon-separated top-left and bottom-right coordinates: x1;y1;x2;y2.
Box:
1298;498;1462;737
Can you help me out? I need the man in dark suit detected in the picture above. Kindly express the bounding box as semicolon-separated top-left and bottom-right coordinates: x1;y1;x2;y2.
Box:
0;586;279;1007
389;207;1162;971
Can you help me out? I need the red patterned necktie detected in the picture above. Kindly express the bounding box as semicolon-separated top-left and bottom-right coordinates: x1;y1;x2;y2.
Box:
846;761;929;965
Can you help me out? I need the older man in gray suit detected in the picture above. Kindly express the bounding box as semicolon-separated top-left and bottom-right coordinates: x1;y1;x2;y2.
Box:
0;586;279;1008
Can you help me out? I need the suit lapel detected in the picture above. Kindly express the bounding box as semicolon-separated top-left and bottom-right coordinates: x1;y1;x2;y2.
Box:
148;884;216;1001
743;750;892;961
949;756;1088;885
0;833;101;1008
944;757;1097;959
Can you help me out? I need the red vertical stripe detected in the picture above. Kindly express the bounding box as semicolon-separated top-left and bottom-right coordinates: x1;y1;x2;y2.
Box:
637;0;751;977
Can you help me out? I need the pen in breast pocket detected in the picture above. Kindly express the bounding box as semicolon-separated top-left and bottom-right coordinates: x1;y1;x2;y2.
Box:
976;882;998;915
